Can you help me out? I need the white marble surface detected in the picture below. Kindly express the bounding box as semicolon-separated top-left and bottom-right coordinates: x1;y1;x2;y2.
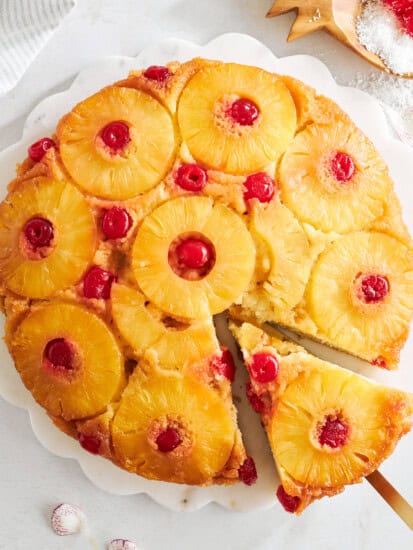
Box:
0;1;412;548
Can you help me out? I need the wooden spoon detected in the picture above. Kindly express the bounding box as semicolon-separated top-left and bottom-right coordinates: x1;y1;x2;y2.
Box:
267;0;413;78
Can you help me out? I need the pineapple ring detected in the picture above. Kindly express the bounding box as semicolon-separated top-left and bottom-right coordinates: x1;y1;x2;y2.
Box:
279;119;392;233
177;63;296;174
307;232;413;366
111;283;219;368
112;368;235;484
250;201;312;310
11;302;125;421
0;177;96;298
270;364;411;489
58;87;176;200
132;196;256;319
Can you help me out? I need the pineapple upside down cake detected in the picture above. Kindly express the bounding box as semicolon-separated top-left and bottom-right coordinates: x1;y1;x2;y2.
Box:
1;58;413;512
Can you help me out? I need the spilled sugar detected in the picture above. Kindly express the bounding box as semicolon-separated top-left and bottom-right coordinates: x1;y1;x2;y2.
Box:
356;1;413;75
348;71;413;145
349;71;413;112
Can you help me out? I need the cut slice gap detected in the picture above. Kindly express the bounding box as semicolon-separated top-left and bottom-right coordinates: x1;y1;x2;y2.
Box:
213;312;278;488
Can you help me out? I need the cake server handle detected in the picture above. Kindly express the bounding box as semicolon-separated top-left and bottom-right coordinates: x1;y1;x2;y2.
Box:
367;470;413;530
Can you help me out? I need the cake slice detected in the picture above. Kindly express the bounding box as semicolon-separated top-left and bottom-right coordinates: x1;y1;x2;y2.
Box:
230;321;413;513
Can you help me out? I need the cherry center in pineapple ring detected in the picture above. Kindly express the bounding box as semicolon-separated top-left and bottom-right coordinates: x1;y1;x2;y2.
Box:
102;207;132;239
318;414;349;449
175;164;208;192
249;353;279;383
83;266;116;299
79;433;101;455
276;485;301;513
229;98;260;126
156;427;182;453
23;217;54;248
143;65;171;82
28;137;56;163
176;238;212;269
239;456;258;486
44;338;73;370
357;273;390;304
244;172;275;203
212;348;236;382
100;121;131;152
168;233;216;280
330;151;356;182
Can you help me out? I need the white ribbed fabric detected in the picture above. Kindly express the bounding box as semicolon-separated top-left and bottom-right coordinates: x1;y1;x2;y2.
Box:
0;0;76;95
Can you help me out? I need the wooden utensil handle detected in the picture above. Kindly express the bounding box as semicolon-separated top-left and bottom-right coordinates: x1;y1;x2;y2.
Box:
367;470;413;530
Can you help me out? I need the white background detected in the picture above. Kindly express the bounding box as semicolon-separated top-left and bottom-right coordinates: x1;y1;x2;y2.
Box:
0;1;412;549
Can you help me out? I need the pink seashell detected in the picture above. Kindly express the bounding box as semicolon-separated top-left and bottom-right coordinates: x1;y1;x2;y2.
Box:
51;503;86;536
108;539;140;550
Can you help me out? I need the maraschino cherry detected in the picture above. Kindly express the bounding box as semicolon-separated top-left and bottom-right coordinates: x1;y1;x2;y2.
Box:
229;98;259;126
44;338;73;370
101;121;130;152
175;164;207;192
24;217;54;248
248;353;279;383
318;415;349;448
79;433;101;455
144;65;171;82
83;266;116;299
156;427;182;452
28;137;56;162
372;356;389;370
359;274;390;304
212;348;236;382
239;456;258;486
244;172;275;203
102;207;132;239
246;381;265;413
330;152;355;182
276;485;301;513
176;238;213;270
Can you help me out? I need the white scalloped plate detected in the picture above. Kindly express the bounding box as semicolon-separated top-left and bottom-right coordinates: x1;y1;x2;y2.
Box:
0;33;412;512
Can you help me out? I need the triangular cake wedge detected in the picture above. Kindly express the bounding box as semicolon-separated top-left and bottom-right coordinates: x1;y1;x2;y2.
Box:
230;321;413;513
